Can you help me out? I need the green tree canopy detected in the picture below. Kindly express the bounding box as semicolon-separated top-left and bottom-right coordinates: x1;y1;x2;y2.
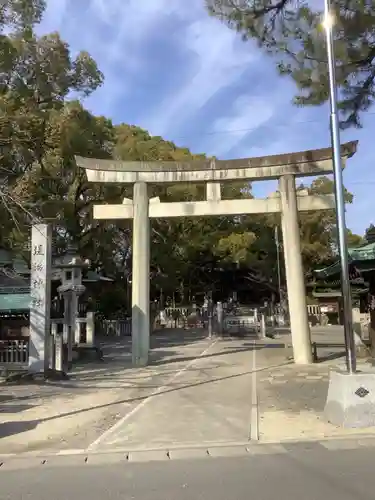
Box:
365;223;375;243
347;229;364;248
0;0;103;184
0;0;104;255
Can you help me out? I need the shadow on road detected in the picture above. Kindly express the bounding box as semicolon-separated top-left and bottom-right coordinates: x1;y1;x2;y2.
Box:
0;420;39;440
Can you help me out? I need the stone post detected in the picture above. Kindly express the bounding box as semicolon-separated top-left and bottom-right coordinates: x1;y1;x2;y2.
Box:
71;293;80;344
86;312;95;346
216;301;223;336
260;314;266;339
75;318;81;345
132;181;150;366
279;175;312;364
29;223;52;373
55;330;64;373
63;322;73;371
254;308;258;324
50;322;57;370
63;294;74;367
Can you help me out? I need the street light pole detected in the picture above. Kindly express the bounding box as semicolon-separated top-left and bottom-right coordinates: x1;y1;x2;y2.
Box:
323;0;356;373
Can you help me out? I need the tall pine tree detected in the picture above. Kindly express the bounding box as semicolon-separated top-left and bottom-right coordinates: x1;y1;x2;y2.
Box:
206;0;375;128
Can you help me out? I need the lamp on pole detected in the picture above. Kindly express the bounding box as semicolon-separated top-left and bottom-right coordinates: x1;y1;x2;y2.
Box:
323;0;356;373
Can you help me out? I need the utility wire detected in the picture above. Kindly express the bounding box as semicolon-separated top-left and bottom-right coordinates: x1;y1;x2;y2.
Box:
162;110;375;140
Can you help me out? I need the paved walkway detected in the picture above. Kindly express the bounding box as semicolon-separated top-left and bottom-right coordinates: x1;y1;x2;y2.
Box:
89;337;256;451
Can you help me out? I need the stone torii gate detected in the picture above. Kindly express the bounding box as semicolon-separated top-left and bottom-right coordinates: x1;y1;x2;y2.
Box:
76;140;357;367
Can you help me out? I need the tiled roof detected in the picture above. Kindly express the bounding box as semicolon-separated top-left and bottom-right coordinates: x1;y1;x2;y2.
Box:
349;242;375;261
315;243;375;279
0;293;30;312
0;270;30;292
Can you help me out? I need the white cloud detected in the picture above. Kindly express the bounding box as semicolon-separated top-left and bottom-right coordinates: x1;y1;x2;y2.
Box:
40;0;261;126
90;0;172;25
41;0;168;109
145;14;260;137
88;0;172;67
205;94;275;157
81;0;180;110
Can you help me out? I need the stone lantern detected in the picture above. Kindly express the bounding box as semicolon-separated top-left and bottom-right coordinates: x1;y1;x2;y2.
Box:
55;245;90;368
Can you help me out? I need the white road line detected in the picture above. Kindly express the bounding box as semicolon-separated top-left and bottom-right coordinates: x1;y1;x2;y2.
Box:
87;339;218;450
250;340;259;441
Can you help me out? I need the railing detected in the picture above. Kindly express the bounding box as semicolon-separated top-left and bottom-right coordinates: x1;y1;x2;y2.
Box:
164;306;191;318
159;306;205;329
307;304;321;316
0;339;29;367
0;313;95;372
97;318;132;337
97;310;202;336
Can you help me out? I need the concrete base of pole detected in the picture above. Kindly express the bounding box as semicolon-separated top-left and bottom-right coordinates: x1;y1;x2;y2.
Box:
324;370;375;428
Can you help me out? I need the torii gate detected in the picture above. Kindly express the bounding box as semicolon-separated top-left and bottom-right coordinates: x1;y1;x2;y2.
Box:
76;140;357;366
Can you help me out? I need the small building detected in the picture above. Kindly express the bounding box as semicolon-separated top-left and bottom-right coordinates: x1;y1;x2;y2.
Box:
0;247;113;340
0;249;31;342
308;276;368;324
310;241;375;347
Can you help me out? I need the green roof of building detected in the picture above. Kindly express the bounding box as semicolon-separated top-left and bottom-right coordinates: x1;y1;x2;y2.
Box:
312;287;368;298
0;249;13;265
0;249;29;274
349;242;375;261
0;269;30;293
315;243;375;279
0;293;30;312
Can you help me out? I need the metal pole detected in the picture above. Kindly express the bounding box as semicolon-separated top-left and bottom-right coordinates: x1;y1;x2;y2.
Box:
323;0;356;373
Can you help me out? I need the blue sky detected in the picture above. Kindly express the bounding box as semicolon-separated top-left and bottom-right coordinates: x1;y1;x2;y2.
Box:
39;0;375;236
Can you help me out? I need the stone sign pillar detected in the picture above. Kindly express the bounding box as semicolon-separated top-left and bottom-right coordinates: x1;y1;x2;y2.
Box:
132;182;150;366
29;223;52;373
279;175;312;364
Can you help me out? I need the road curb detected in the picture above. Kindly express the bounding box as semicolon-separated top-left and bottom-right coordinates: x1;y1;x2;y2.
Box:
2;434;375;470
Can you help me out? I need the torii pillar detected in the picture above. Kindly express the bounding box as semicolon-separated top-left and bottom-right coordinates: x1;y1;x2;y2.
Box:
76;141;357;366
132;182;150;365
279;178;312;363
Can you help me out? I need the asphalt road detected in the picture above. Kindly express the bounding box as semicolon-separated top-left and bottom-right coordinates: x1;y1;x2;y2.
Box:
1;444;374;500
